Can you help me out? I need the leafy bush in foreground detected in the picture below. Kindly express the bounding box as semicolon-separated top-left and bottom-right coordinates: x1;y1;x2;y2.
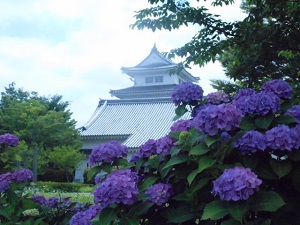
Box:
74;79;300;225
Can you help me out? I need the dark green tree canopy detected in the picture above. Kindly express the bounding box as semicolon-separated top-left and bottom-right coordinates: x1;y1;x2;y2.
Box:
132;0;300;89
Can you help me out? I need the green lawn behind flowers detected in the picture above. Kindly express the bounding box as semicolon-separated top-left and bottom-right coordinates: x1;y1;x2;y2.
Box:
24;182;95;204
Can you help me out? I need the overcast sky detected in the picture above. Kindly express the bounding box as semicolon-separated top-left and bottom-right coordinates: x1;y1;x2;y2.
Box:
0;0;246;127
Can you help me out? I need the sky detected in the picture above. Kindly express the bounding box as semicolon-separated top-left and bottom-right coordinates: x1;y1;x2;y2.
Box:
0;0;246;127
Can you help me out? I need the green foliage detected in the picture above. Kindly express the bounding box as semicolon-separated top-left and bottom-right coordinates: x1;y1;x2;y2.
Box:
131;0;300;94
0;83;82;180
36;181;94;193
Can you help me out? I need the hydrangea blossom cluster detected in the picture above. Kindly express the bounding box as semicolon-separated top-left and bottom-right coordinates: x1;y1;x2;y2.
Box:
32;195;72;209
233;91;280;116
220;132;231;141
145;183;174;206
0;133;20;147
170;119;194;132
234;88;256;102
94;169;139;207
261;79;293;99
205;91;230;105
265;125;295;151
0;172;12;193
193;104;243;136
235;130;266;154
137;139;158;158
0;169;33;193
285;105;300;123
171;82;203;106
89;141;128;165
156;135;176;156
213;167;262;201
11;169;33;182
291;124;300;149
70;205;103;225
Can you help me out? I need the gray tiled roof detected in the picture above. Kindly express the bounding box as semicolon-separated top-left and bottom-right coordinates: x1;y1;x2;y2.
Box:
81;98;190;149
110;84;177;99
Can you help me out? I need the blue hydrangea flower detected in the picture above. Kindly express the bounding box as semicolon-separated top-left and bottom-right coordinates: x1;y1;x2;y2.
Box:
205;91;230;105
89;141;128;166
170;119;194;132
290;124;300;150
11;169;33;182
235;130;266;154
70;205;103;225
193;104;243;136
233;91;280;116
213;167;262;201
220;132;231;141
266;125;294;151
32;195;47;205
234;88;256;100
285;105;300;123
145;183;174;206
156;135;176;156
0;133;20;147
138;139;157;158
0;172;12;193
94;169;139;207
254;92;281;116
171;82;203;106
261;79;293;99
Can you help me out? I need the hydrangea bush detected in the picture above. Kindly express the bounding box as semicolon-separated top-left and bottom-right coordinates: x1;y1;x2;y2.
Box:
81;79;300;225
0;134;84;225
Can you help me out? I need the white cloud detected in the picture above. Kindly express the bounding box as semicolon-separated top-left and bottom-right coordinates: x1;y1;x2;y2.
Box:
0;0;245;127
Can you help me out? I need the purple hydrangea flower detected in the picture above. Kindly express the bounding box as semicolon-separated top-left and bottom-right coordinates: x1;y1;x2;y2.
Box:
213;167;262;201
32;195;47;205
290;124;300;149
145;183;174;206
11;169;33;182
235;130;266;154
70;205;103;225
171;82;204;106
138;139;157;158
261;79;293;99
233;91;280;116
89;141;128;166
234;88;256;101
94;169;139;207
94;171;107;184
130;152;142;163
170;119;194;132
156;135;176;156
0;133;20;147
0;172;12;193
220;132;231;141
285;105;300;123
205;91;230;105
265;125;294;151
193;104;243;136
254;92;281;116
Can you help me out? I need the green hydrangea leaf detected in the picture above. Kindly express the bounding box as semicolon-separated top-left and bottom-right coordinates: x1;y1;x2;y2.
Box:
202;200;228;220
251;191;285;212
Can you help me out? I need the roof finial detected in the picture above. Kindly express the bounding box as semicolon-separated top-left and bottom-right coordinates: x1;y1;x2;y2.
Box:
151;43;157;52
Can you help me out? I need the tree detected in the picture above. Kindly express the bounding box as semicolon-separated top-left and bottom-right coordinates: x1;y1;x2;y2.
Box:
131;0;300;90
47;146;85;182
0;83;82;181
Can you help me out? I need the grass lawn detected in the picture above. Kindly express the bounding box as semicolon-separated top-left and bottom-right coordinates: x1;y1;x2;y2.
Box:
42;192;94;204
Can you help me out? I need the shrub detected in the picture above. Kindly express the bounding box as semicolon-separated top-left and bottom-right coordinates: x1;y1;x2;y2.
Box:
73;79;300;225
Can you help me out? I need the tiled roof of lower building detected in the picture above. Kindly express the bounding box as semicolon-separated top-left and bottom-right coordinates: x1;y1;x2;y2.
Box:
81;98;190;149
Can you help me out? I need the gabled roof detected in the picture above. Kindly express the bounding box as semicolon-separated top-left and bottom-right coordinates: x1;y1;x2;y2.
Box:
81;98;190;149
121;45;199;82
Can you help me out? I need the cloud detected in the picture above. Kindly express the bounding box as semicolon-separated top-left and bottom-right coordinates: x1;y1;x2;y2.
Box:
0;0;245;127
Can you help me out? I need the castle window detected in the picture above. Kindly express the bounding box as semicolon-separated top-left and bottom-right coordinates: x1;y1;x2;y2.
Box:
145;77;154;83
155;76;163;83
